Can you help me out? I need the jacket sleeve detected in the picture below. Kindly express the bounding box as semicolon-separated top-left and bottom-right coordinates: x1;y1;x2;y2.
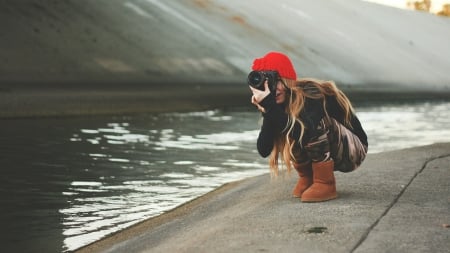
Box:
256;95;323;157
256;93;288;157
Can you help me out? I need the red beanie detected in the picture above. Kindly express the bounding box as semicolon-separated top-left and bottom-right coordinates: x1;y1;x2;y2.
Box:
251;51;297;80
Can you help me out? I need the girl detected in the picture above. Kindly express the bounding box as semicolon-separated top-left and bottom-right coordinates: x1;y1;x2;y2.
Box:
249;52;368;202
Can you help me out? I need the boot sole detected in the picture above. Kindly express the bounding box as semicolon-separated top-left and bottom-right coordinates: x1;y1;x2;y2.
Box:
301;193;337;203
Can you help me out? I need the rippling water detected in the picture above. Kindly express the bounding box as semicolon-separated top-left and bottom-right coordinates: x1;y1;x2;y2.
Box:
60;111;268;250
1;101;449;252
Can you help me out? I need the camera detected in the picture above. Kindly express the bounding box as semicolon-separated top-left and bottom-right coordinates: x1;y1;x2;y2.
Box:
247;70;279;93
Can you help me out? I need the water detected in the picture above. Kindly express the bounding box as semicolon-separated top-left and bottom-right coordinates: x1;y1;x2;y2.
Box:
1;100;449;252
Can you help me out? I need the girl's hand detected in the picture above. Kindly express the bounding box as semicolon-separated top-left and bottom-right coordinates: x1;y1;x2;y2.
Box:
249;80;270;104
249;81;270;113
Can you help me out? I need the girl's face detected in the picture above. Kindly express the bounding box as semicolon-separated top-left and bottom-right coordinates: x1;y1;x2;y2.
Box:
275;81;288;104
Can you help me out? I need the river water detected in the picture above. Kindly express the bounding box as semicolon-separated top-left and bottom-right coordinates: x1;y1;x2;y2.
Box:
1;100;449;252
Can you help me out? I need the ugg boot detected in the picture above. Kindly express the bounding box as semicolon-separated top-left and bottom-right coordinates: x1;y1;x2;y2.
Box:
292;161;313;198
301;159;337;202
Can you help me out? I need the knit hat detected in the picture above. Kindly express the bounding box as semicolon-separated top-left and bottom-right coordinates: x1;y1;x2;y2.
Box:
251;51;297;80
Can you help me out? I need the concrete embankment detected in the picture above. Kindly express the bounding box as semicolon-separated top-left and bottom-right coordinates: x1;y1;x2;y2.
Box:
1;0;450;117
76;142;450;253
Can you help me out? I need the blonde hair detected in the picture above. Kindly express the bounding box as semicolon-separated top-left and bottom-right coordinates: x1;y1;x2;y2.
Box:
268;78;355;176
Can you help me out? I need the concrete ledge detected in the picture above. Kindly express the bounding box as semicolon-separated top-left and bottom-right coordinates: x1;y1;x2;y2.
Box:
75;142;450;253
2;80;450;118
0;82;250;118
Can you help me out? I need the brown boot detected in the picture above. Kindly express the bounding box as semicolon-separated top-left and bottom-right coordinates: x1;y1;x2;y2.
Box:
292;162;313;198
301;160;337;202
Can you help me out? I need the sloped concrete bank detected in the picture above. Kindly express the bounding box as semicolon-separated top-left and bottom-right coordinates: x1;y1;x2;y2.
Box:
1;0;450;117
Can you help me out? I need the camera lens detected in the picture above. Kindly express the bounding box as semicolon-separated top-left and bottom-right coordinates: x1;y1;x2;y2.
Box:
247;71;264;88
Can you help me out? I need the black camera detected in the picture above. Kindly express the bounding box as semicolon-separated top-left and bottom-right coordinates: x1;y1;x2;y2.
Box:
247;70;279;93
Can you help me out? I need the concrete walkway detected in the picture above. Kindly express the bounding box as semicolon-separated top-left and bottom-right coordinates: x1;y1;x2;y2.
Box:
76;142;450;253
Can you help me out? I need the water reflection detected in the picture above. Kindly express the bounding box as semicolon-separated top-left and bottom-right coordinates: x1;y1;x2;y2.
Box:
1;101;449;252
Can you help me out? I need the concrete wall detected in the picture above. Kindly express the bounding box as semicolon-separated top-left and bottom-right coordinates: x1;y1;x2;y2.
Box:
1;0;450;117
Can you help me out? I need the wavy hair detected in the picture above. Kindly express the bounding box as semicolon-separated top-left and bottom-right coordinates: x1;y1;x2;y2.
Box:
268;78;355;176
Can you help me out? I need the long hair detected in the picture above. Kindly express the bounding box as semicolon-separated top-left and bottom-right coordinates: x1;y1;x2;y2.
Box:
268;78;355;176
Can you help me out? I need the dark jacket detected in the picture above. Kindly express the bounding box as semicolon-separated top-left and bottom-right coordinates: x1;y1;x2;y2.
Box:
256;93;368;158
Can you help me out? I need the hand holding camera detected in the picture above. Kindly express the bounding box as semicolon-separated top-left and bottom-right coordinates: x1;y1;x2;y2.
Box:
249;79;269;102
248;70;280;112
